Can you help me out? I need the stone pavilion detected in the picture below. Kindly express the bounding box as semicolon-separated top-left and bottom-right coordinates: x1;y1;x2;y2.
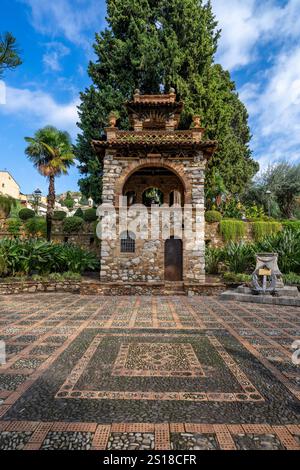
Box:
92;90;217;290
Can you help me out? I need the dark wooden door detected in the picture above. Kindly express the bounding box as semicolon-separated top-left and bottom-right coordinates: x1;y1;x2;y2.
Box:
164;238;183;281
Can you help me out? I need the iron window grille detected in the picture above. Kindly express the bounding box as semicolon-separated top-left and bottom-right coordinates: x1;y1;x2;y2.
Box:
120;231;136;253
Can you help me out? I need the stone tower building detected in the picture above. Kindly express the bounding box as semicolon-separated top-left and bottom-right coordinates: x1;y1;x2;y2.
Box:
93;90;216;289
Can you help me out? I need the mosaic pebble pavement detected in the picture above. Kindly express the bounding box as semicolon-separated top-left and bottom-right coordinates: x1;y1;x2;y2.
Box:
0;293;299;450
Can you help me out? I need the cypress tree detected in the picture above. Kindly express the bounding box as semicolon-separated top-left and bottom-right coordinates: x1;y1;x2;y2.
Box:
76;0;259;203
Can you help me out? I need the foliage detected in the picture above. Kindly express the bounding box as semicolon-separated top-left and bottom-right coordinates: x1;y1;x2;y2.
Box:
24;126;75;241
251;221;282;241
219;219;246;242
222;241;256;274
205;170;227;209
245;204;266;220
283;273;300;286
24;217;47;238
7;218;22;237
8;199;22;218
242;162;300;219
76;0;258;203
52;210;67;221
222;198;244;219
0;32;22;77
257;229;300;274
208;227;300;275
0;238;99;276
282;220;300;232
62;216;84;233
18;208;35;221
205;210;222;223
205;246;224;274
0;194;17;218
83;208;97;222
74;208;84;218
222;272;251;284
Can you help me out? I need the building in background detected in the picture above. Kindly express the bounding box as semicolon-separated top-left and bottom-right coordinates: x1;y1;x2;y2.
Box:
0;170;20;199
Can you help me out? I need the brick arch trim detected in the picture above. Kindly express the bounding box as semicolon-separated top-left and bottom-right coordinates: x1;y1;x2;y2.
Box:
114;159;192;205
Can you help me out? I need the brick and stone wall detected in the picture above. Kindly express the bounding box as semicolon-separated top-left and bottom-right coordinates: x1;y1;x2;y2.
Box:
99;153;206;284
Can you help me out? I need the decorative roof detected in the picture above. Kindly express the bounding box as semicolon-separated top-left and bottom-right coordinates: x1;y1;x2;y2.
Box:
92;91;217;157
93;130;217;155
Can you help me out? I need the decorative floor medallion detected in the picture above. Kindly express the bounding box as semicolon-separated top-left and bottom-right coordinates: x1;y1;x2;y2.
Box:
55;332;263;402
111;342;204;377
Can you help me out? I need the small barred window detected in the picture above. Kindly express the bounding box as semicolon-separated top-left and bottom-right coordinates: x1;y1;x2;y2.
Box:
120;231;136;253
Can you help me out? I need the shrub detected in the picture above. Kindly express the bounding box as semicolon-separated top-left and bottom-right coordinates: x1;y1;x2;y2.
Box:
219;219;246;242
63;216;83;233
74;208;84;218
0;238;99;276
0;195;17;218
205;210;222;223
222;272;251;284
205;247;224;274
257;228;300;274
53;211;67;221
83;208;97;222
282;220;300;232
7;219;22;237
283;273;300;286
223;241;256;274
251;221;282;241
25;217;46;238
18;208;35;221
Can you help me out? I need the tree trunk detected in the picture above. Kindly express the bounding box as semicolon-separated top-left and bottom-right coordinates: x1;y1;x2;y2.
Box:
47;175;55;242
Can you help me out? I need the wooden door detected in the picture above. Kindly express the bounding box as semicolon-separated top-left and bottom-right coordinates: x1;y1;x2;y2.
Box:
164;238;183;281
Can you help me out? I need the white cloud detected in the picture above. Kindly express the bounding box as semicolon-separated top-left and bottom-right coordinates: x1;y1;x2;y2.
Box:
43;42;70;72
0;86;79;138
20;0;106;49
213;0;300;70
240;46;300;168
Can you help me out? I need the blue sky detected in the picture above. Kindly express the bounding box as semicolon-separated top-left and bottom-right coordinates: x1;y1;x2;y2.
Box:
0;0;300;196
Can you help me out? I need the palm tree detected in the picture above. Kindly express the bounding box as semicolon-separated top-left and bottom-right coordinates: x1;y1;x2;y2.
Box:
0;194;16;219
25;126;75;241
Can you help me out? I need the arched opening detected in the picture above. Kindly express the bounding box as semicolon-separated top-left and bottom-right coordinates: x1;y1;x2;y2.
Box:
125;191;136;207
142;188;164;207
164;236;183;281
122;166;185;207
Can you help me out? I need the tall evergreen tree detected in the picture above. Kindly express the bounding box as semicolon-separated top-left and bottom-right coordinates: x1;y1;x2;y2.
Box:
76;0;259;203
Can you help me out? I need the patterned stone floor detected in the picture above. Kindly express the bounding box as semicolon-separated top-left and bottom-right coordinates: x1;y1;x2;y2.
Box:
0;294;299;450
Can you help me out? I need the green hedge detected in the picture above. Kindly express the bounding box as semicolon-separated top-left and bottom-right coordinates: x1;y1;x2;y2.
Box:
19;208;35;221
251;221;282;241
219;219;246;242
205;210;222;223
83;208;97;222
53;211;67;221
25;217;46;238
62;216;83;233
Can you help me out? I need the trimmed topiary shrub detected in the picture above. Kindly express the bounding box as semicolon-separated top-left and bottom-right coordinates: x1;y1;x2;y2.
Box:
63;216;84;233
205;210;222;223
83;208;97;222
25;217;46;238
19;208;35;221
74;208;84;218
219;219;246;242
251;221;282;241
53;211;67;221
